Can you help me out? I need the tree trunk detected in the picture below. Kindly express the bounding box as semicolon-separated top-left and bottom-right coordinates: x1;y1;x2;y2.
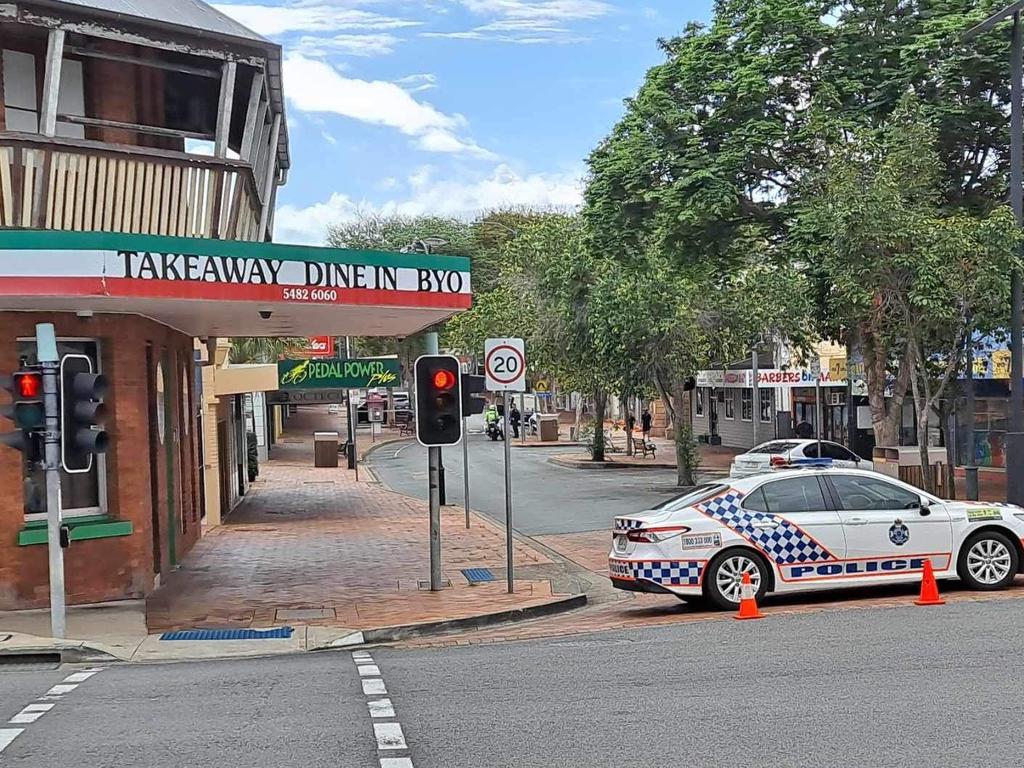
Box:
942;402;957;500
592;388;607;462
909;352;934;494
863;327;913;447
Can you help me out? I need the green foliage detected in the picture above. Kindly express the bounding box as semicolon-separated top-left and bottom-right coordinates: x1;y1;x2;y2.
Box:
229;337;308;364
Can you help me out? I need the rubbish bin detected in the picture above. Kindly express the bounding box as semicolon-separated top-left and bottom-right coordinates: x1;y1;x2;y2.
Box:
538;415;559;442
314;431;339;468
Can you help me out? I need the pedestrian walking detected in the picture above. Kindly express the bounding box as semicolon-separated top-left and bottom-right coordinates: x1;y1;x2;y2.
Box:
641;408;652;438
510;403;521;439
795;419;813;439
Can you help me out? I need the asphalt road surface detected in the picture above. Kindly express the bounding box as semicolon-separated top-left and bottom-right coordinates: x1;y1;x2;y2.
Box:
366;434;684;534
3;599;1023;767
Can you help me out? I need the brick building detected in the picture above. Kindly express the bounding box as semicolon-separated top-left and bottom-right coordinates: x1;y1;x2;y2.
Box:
0;1;471;611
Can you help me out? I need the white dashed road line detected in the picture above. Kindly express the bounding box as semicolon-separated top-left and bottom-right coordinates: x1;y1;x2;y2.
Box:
351;651;415;768
0;729;24;752
9;703;55;724
0;667;104;754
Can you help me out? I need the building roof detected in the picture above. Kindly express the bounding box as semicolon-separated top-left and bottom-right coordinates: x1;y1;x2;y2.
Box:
50;0;270;44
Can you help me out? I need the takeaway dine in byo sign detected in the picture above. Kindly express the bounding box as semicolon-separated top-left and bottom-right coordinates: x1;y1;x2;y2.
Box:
119;250;469;299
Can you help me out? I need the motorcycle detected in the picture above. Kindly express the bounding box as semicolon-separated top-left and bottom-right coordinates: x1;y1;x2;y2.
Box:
485;421;504;441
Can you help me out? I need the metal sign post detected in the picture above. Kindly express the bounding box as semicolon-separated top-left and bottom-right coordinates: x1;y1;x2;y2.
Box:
484;338;526;595
462;415;471;529
503;392;513;593
37;323;66;639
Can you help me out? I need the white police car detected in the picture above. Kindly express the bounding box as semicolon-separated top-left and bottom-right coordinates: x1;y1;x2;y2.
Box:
609;465;1024;609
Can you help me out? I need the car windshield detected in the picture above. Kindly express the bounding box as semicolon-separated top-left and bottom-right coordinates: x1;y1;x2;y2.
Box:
650;483;727;512
747;441;800;455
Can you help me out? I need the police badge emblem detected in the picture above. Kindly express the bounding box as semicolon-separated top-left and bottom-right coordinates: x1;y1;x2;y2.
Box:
889;519;910;546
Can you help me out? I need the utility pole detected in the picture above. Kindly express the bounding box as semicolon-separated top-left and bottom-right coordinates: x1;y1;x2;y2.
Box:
38;323;65;639
966;6;1024;504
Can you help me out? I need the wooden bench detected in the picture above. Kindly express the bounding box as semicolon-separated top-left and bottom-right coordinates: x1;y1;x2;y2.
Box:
633;436;657;459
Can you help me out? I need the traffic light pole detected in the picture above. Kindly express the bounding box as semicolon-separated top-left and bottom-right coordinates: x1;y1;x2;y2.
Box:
37;324;65;639
424;332;443;591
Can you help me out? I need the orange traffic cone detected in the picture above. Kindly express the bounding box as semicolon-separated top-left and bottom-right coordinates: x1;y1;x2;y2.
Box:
734;572;765;620
914;559;945;606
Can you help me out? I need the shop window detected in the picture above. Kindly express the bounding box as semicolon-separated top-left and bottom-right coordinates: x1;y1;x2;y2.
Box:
741;389;753;421
17;338;106;520
760;390;773;423
695;388;705;417
724;390;735;420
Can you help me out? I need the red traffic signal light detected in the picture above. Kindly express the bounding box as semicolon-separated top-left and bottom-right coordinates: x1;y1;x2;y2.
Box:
432;369;457;391
15;372;41;398
2;366;45;453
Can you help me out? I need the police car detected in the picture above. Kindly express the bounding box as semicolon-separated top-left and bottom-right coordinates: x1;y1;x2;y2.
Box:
609;465;1024;609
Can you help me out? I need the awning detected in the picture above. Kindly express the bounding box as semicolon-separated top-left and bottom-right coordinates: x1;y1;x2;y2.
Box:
0;230;471;336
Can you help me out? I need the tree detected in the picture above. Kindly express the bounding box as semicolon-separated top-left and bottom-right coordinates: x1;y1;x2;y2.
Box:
803;98;1020;489
229;337;308;364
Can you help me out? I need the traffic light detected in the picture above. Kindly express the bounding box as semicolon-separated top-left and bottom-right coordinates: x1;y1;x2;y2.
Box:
461;373;487;415
60;354;109;473
414;355;463;447
1;366;45;453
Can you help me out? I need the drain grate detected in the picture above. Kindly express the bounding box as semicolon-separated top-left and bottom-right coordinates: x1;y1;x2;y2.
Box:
461;568;496;584
0;652;61;670
160;626;294;641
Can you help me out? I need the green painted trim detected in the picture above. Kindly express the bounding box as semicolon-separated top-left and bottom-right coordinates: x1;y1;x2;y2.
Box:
0;229;472;272
17;518;133;546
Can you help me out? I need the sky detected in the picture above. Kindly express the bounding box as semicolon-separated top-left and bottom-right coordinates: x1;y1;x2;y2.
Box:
211;0;714;245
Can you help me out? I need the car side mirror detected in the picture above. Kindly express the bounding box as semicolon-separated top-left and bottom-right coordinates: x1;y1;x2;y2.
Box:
918;498;931;516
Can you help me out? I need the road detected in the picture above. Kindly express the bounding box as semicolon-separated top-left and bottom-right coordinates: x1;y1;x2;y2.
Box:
365;434;684;535
3;599;1022;767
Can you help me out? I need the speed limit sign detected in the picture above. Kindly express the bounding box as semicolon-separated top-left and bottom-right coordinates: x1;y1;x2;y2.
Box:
484;338;526;392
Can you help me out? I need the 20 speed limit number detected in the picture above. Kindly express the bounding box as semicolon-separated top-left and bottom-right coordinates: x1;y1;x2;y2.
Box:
484;338;526;392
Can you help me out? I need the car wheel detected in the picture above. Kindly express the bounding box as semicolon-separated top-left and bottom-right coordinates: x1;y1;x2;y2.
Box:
958;531;1019;591
704;549;769;610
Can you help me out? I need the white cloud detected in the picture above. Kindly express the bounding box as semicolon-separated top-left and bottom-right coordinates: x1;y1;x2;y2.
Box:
213;3;422;36
296;33;401;57
283;55;491;157
275;192;360;245
426;0;610;43
458;0;610;20
416;128;496;159
274;164;584;245
395;73;438;93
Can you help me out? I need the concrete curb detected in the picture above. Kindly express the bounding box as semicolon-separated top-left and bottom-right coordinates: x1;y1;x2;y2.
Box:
548;455;676;470
0;637;125;664
319;593;589;647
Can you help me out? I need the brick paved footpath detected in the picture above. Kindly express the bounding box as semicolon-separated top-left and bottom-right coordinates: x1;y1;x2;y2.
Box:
145;408;570;634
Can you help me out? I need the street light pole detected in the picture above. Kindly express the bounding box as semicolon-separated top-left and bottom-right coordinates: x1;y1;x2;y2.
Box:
1010;12;1024;504
965;2;1024;504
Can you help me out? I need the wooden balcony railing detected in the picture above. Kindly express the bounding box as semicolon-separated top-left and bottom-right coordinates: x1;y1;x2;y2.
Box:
0;134;264;242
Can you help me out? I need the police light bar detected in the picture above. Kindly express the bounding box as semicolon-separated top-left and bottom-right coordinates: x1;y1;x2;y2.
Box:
770;457;835;470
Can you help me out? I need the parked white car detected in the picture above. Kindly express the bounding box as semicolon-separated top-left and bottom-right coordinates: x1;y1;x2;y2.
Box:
609;467;1024;609
729;439;872;478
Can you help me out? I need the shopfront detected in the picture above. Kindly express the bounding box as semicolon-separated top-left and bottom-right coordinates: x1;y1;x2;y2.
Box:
0;231;471;610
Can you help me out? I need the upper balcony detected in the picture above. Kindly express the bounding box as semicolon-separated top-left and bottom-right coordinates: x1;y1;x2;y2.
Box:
0;0;289;242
